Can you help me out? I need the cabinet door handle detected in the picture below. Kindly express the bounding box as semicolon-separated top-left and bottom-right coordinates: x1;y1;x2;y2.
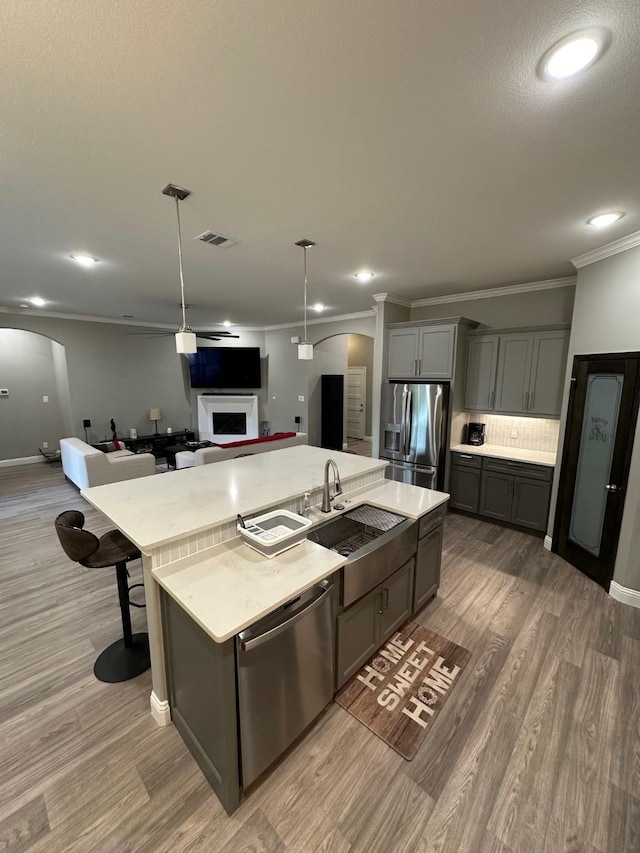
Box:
459;453;474;459
418;358;422;375
413;358;418;376
383;588;390;611
523;392;528;411
489;389;494;409
529;391;534;410
378;592;384;615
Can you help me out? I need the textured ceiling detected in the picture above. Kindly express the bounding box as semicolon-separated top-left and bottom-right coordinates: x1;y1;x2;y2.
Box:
0;0;638;329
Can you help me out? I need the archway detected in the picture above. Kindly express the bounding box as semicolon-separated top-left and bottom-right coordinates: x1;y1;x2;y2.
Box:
0;328;72;464
307;332;374;449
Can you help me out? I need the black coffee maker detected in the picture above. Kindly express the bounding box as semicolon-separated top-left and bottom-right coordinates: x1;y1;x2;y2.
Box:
467;422;486;446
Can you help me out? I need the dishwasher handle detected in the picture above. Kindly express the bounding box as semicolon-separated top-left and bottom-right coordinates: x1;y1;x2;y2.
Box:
240;583;332;651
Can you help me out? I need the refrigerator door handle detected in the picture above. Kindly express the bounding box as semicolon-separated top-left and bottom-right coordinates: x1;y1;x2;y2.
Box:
403;390;413;456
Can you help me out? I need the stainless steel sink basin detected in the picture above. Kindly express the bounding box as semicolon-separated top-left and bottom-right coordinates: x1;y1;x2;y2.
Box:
308;504;417;606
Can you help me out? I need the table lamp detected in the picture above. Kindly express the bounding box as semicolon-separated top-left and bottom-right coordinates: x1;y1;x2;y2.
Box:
149;408;162;435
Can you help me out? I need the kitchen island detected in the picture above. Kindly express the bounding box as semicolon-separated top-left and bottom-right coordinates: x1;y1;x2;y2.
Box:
82;445;449;813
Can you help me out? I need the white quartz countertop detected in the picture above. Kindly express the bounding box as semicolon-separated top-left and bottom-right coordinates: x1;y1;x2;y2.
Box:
450;443;556;467
82;445;387;552
153;537;347;643
342;480;450;519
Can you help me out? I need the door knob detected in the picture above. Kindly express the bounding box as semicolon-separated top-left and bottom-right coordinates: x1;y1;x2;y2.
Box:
605;484;619;492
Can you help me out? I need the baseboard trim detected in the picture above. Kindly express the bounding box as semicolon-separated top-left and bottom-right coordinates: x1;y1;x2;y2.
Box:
609;581;640;609
342;442;349;450
0;455;42;468
543;535;553;552
365;435;373;441
150;691;172;726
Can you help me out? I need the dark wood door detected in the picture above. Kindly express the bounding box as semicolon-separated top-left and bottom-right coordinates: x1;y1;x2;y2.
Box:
555;354;640;590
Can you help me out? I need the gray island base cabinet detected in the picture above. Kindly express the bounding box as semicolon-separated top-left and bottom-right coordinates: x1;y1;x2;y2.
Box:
161;500;448;815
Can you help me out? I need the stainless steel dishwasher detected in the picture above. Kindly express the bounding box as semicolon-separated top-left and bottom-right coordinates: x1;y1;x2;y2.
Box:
236;580;334;788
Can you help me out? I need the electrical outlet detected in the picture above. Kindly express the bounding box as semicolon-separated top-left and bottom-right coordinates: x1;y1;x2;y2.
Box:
43;395;49;403
510;429;518;439
298;395;305;402
42;441;48;449
0;388;8;397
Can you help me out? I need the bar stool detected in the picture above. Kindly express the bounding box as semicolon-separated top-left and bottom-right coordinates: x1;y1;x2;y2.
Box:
54;510;151;683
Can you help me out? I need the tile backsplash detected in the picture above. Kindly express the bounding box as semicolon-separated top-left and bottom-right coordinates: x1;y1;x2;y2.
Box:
468;414;560;453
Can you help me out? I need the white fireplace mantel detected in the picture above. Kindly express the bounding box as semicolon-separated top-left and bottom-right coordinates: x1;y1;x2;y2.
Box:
197;395;259;443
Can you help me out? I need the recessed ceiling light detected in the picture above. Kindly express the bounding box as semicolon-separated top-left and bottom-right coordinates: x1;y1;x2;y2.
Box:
29;297;47;307
587;211;625;228
312;303;326;312
540;29;609;81
70;253;99;267
121;314;135;319
354;271;375;282
20;303;30;309
223;320;232;327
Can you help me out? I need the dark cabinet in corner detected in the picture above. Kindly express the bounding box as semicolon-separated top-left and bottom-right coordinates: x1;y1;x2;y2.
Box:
450;451;552;533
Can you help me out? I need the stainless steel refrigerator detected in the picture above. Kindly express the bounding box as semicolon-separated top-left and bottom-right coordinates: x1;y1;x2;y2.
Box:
379;382;449;490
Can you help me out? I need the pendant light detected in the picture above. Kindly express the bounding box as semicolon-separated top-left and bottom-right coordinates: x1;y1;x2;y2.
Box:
162;183;197;354
295;238;315;360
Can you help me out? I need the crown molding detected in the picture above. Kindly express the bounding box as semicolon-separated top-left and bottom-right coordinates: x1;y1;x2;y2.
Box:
262;309;376;332
571;230;640;269
411;277;576;307
371;292;412;307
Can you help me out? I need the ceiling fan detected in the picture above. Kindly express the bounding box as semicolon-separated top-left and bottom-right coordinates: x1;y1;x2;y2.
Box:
126;326;240;343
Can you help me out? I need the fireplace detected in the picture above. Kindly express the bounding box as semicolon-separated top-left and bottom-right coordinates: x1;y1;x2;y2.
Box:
197;395;259;443
213;412;246;436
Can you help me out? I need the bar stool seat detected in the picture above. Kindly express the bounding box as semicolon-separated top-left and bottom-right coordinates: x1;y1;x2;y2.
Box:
54;510;151;683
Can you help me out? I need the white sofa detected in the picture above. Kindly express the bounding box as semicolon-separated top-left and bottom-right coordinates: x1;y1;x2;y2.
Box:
175;432;308;469
59;437;156;490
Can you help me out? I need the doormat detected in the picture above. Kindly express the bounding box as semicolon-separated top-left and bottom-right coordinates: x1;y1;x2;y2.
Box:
335;621;471;760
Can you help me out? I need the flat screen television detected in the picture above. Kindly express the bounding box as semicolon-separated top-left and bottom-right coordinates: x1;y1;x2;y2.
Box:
188;347;262;389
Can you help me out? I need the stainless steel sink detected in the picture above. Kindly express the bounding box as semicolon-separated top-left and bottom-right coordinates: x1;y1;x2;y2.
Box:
308;504;417;606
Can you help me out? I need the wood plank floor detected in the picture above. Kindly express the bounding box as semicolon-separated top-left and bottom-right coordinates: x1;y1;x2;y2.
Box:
0;463;638;852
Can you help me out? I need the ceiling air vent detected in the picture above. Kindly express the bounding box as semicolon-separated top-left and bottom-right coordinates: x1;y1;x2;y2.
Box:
195;230;239;248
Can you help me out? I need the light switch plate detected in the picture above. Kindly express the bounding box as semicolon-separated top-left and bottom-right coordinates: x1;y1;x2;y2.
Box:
43;395;49;403
298;395;305;402
510;429;518;438
0;388;8;397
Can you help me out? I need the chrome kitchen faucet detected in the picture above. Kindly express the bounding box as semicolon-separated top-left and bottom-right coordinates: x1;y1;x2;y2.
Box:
321;459;343;513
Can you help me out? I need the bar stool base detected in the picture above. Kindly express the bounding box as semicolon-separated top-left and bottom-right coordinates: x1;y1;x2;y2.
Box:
94;633;151;683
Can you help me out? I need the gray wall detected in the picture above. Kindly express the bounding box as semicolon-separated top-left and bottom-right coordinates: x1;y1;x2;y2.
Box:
0;329;67;460
410;285;575;328
348;334;374;436
0;314;193;455
547;245;640;592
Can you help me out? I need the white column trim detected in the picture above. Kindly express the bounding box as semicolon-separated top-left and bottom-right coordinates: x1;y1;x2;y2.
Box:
543;535;553;552
609;581;640;609
150;691;172;726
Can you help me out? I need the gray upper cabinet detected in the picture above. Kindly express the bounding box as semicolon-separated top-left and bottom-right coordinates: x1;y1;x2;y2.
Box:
387;324;456;379
528;330;570;416
464;335;499;410
465;327;570;417
387;328;419;378
417;324;456;379
494;332;534;413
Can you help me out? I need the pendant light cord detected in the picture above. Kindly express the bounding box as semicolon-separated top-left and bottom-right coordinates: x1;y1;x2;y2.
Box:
174;195;190;332
303;246;308;342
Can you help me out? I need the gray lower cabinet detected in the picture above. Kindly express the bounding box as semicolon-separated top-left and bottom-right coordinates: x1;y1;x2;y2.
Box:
335;584;381;687
380;558;415;641
162;589;241;814
451;452;553;533
479;463;552;532
336;558;415;689
449;461;481;513
478;470;513;521
414;524;443;612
